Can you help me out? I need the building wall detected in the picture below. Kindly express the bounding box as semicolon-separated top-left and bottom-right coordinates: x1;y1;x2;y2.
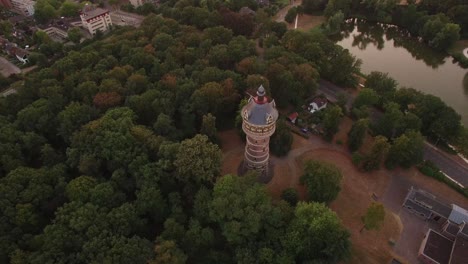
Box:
80;13;112;35
10;0;34;16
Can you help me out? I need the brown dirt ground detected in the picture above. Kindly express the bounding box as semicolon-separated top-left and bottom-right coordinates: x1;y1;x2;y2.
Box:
290;14;326;31
296;149;399;264
218;128;468;263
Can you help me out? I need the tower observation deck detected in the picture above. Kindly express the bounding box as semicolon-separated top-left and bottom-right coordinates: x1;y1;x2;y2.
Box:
241;85;278;176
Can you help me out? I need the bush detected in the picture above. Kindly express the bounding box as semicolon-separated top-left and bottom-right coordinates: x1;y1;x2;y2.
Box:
281;188;298;206
351;152;364;167
285;7;297;24
417;160;468;198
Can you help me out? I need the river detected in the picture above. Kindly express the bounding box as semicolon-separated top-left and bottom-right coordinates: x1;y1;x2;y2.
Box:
332;19;468;126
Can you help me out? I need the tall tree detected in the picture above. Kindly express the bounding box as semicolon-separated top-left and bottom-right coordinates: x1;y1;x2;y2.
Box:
348;119;368;151
270;119;293;157
300;160;342;203
386;130;424;168
322;105;343;140
200;113;218;143
362;135;390;171
174;134;222;187
283;202;350;263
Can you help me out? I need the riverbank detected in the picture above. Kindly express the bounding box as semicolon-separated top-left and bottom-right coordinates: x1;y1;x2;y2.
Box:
448;40;468;67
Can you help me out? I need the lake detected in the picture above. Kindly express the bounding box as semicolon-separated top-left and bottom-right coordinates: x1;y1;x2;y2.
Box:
333;19;468;126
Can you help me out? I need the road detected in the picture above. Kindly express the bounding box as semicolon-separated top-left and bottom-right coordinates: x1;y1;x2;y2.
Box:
423;143;468;187
275;0;302;23
321;80;468;187
110;10;144;27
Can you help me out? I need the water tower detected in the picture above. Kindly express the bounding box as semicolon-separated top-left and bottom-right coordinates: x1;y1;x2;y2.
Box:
241;85;278;178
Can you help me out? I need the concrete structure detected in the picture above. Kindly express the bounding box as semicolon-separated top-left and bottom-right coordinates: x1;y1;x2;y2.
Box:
241;85;278;175
402;187;451;223
403;187;468;264
10;0;34;16
38;19;83;42
418;229;453;264
80;5;112;35
129;0;144;7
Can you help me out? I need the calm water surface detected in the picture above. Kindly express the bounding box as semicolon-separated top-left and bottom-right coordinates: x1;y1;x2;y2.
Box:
333;19;468;125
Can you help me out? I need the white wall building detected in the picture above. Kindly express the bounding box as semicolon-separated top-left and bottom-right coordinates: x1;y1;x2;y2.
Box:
129;0;144;7
11;0;34;16
80;6;112;35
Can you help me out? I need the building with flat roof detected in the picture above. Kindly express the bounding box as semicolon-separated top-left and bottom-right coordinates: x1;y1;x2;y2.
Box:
403;187;452;223
404;187;468;264
10;0;34;16
419;229;453;264
80;5;112;35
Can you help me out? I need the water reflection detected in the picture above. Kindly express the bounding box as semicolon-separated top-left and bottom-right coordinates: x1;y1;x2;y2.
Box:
333;19;468;125
334;19;446;68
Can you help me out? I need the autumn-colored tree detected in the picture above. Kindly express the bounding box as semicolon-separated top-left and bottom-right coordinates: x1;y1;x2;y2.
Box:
93;91;122;109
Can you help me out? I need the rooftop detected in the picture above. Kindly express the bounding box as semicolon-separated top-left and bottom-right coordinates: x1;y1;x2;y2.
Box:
81;6;109;18
445;222;461;237
449;204;468;225
311;97;328;107
411;188;452;218
422;230;453;264
242;85;278;126
450;236;468;264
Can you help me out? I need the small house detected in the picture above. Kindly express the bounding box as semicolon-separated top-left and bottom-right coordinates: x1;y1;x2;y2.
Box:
307;97;328;114
288;112;298;124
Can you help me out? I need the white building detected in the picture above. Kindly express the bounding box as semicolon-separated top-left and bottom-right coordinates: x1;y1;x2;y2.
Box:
11;0;34;16
80;5;112;35
129;0;144;7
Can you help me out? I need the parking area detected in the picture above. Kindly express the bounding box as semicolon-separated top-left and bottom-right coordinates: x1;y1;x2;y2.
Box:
110;11;144;27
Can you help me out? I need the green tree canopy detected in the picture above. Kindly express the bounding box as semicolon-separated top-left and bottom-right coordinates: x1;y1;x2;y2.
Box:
300;160;343;203
283;202;351;263
361;202;385;232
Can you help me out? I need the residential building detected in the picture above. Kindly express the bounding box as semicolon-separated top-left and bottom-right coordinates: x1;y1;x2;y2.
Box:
288;112;298;124
0;37;29;64
80;5;112;35
10;0;34;16
241;85;278;180
307;97;328;113
403;187;468;264
38;19;83;42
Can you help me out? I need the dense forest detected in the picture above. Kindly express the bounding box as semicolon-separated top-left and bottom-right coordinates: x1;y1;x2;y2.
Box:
0;0;365;261
2;0;468;262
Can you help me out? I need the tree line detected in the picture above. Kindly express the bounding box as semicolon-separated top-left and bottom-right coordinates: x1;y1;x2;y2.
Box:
302;0;467;51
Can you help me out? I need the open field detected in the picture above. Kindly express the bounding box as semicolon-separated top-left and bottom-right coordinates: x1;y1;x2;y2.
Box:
219;126;468;263
291;15;326;31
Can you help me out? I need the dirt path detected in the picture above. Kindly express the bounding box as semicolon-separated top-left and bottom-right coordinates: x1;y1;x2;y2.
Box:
274;0;302;23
